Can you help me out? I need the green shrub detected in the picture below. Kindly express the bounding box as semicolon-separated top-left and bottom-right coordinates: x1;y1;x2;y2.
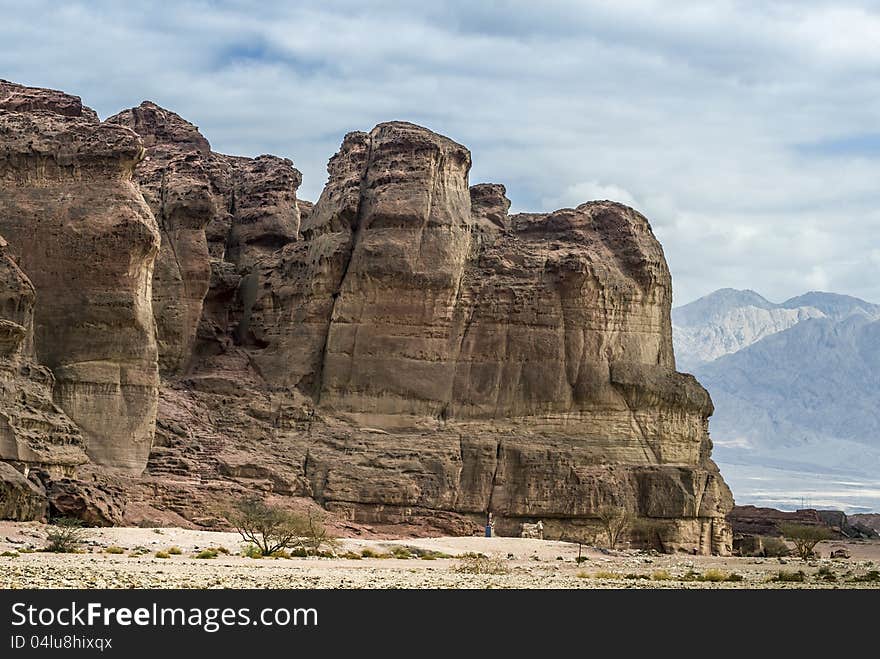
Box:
104;546;125;554
361;548;391;559
390;546;413;560
195;549;219;559
269;549;291;559
289;547;308;558
154;551;170;559
699;569;729;582
772;570;806;582
576;571;591;579
651;570;672;581
778;523;832;561
242;544;264;559
166;546;182;555
1;551;19;558
419;553;437;560
340;551;363;560
44;518;87;553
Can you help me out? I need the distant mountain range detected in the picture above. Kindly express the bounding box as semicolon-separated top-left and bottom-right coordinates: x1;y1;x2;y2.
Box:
673;289;880;513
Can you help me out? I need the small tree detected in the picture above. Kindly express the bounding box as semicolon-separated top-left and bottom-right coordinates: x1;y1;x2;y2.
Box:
44;518;88;553
228;498;307;556
779;523;832;561
596;505;631;550
301;510;336;557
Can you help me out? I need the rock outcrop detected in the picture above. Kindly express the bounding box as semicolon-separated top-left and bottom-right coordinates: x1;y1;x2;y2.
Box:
0;81;160;474
106;103;301;375
225;121;732;553
0;235;87;473
0;81;733;552
0;461;46;521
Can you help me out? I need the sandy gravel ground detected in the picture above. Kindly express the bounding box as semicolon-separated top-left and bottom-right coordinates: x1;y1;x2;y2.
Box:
1;522;878;589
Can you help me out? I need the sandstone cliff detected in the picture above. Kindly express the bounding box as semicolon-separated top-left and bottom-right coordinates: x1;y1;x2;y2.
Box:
0;235;86;474
0;82;159;473
0;81;733;553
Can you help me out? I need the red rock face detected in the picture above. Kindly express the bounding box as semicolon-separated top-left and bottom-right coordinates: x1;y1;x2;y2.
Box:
0;81;159;474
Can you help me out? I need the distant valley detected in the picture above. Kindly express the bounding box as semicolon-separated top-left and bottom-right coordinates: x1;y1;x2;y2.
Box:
673;289;880;513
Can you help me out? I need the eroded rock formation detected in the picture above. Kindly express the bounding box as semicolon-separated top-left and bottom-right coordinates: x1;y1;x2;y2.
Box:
221;122;732;553
107;103;301;375
0;81;160;473
0;235;86;474
0;81;732;552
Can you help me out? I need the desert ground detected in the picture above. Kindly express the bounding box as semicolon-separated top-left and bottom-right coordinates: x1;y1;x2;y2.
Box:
1;522;878;589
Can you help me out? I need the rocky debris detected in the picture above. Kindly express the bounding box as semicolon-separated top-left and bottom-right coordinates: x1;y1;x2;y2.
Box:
42;476;125;526
0;81;160;474
0;235;87;473
0;462;46;521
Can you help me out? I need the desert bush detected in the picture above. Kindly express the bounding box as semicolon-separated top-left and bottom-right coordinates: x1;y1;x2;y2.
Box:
340;551;363;560
596;505;631;550
779;523;832;561
166;546;182;555
624;573;650;580
576;571;591;579
592;570;621;579
772;570;806;582
760;536;791;557
390;546;413;559
699;569;728;582
453;553;510;575
850;570;880;583
241;544;264;559
816;566;837;582
651;570;672;581
361;548;389;559
228;497;308;556
44;518;87;553
195;548;219;559
104;546;125;554
300;510;337;557
1;551;19;558
154;551;170;559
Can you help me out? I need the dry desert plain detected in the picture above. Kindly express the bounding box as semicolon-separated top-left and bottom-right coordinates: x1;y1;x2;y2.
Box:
1;522;879;589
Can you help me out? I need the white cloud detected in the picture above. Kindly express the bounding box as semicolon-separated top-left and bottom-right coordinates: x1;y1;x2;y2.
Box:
1;0;879;305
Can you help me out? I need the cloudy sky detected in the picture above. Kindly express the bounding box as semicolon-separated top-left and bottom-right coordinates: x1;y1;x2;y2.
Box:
2;0;879;305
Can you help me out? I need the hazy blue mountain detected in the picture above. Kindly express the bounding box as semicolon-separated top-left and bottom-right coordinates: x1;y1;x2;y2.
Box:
672;289;880;512
672;289;826;370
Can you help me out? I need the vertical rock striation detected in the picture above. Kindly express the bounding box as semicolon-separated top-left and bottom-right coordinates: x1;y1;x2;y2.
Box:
235;121;732;553
0;81;159;473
